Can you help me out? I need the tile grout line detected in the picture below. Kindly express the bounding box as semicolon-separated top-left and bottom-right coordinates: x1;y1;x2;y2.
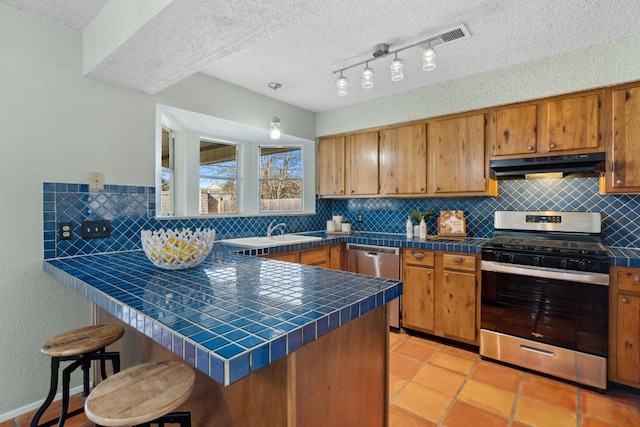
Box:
436;353;482;426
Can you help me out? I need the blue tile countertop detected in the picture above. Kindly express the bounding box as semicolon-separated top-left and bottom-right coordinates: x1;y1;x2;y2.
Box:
43;236;404;387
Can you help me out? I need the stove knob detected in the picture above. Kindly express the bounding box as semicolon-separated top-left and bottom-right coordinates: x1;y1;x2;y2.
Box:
508;254;516;263
532;256;541;266
560;258;568;268
578;260;586;270
494;253;501;262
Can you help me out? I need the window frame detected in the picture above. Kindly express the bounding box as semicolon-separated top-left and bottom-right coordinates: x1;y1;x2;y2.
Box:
258;145;304;214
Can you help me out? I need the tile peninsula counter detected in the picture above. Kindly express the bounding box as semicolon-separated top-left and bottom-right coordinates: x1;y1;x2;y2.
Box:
44;241;402;426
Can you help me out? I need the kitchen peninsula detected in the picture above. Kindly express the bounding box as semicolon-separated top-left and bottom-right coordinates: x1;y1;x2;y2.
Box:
43;241;401;426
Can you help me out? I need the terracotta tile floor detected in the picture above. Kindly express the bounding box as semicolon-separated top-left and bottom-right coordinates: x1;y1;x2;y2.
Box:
389;331;640;427
4;333;640;426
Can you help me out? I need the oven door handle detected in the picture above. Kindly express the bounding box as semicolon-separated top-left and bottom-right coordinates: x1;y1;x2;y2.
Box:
520;344;555;357
481;260;609;286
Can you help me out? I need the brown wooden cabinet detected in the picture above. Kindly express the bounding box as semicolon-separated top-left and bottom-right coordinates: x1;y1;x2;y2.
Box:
605;86;640;193
402;249;480;345
347;131;379;196
380;124;427;195
492;104;538;156
609;266;640;388
317;136;345;196
543;93;601;153
402;250;435;332
428;114;490;195
263;244;344;271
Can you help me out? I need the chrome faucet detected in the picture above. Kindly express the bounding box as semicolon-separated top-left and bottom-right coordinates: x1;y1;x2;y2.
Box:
267;220;287;237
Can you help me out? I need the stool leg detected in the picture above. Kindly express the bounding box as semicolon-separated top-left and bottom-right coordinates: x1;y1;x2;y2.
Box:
82;357;91;397
99;348;108;381
30;358;61;427
59;358;85;427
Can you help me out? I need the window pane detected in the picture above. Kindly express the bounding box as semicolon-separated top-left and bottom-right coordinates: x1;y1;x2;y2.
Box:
260;147;302;212
161;127;172;169
161;170;174;215
200;140;237;214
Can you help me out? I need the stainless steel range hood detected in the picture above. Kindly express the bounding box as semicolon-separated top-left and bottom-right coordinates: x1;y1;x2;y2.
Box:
490;152;605;178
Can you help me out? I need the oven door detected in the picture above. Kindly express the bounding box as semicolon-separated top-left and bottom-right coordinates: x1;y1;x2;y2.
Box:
481;261;609;357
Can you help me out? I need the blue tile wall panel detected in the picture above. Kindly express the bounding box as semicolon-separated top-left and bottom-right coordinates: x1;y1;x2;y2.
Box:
43;177;640;259
331;177;640;248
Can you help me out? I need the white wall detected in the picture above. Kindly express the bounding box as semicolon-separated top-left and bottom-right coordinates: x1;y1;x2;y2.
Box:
316;36;640;136
0;4;316;416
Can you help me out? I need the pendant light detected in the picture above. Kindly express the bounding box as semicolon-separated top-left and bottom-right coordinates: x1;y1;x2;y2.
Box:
336;71;348;96
268;82;281;139
390;53;404;81
421;45;436;71
361;63;374;89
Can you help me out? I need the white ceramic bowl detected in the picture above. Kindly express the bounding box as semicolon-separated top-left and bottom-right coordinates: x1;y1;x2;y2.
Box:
141;228;215;270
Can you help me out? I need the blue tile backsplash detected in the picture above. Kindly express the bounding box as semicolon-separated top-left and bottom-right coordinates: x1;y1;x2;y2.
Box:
44;176;640;259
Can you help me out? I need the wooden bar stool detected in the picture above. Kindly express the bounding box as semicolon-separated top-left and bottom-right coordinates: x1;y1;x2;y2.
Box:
84;361;196;427
31;325;124;427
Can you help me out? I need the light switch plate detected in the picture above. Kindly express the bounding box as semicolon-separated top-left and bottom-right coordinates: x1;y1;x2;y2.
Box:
89;172;105;190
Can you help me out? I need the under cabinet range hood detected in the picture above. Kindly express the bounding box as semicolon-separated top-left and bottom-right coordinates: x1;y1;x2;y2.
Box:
490;152;605;179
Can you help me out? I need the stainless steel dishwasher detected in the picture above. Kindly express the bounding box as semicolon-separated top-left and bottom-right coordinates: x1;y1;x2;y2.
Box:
346;243;401;328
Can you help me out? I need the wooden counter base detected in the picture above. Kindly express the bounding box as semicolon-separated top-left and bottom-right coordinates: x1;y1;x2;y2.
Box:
95;305;389;426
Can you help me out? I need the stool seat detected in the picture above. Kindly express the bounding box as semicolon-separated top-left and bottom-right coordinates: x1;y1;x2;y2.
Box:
85;361;196;426
42;325;124;357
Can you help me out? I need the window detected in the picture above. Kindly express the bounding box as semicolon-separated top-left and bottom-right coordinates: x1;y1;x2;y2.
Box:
260;147;302;212
160;126;174;216
199;140;237;214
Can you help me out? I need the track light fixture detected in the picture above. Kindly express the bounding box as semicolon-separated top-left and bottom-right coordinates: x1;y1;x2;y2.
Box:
331;26;468;96
268;82;281;139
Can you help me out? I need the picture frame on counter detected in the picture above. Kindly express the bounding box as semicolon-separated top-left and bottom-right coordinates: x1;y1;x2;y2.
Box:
438;210;467;237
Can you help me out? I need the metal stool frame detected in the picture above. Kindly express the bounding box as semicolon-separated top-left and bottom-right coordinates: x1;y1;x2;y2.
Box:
30;348;120;427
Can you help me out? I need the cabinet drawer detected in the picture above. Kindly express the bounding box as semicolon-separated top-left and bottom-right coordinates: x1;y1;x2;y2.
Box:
617;269;640;293
442;254;476;272
300;248;329;266
403;249;434;267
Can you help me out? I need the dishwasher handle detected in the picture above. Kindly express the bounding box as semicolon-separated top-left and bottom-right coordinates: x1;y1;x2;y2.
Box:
346;243;400;255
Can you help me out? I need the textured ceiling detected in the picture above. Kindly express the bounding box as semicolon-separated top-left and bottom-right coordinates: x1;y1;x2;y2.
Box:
4;0;640;113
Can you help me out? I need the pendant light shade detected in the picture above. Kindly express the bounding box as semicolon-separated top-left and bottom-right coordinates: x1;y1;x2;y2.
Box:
390;54;404;81
421;46;436;71
268;82;282;139
336;72;348;96
270;117;281;139
361;64;374;89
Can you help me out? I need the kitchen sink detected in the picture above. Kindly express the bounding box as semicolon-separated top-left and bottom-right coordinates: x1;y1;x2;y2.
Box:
221;234;322;248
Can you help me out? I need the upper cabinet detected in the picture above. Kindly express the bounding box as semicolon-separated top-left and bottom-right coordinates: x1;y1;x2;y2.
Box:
543;93;601;153
317;136;345;196
347;131;379;196
491;93;605;158
605;86;640;193
428;114;491;195
492;104;538;156
379;124;427;195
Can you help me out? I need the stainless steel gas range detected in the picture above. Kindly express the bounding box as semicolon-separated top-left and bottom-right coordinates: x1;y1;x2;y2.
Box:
480;211;610;390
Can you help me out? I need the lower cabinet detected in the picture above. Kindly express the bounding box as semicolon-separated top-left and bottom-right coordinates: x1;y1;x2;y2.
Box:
402;249;480;345
609;266;640;388
262;244;344;270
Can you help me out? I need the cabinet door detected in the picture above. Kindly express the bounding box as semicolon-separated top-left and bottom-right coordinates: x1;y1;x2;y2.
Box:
265;252;299;263
616;293;640;383
317;136;345;196
300;247;330;268
402;265;435;332
441;270;476;341
347;132;379;195
609;87;640;191
429;114;486;193
544;94;600;152
379;124;427;194
493;105;538;156
329;245;344;270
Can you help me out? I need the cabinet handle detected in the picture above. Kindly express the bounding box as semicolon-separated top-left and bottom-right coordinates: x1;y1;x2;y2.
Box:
451;257;465;264
427;271;431;276
420;187;424;192
412;252;425;259
444;273;449;278
616;179;624;185
633;276;640;282
527;146;534;151
622;297;630;304
435;187;440;191
549;143;556;148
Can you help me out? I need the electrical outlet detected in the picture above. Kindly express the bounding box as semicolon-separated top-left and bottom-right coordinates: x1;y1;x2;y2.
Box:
81;220;111;239
59;222;73;240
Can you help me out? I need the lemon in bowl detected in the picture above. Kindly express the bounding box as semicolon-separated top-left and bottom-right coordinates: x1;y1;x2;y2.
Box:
141;228;215;270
